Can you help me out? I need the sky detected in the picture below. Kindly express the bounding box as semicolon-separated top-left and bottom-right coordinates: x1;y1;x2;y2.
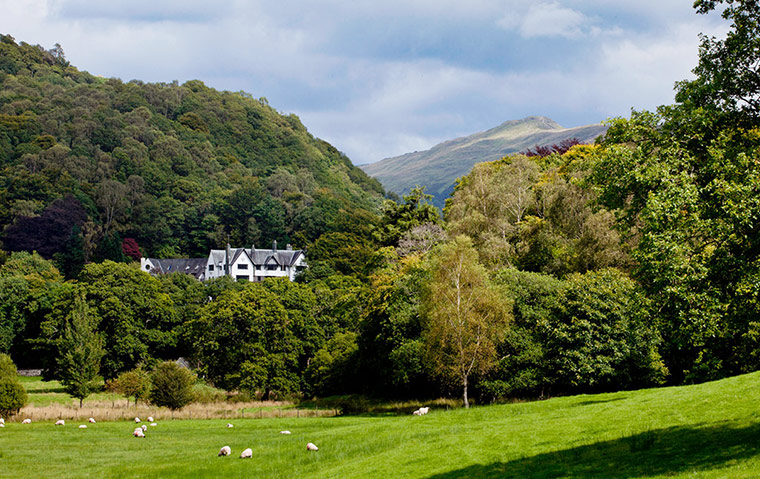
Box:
0;1;729;165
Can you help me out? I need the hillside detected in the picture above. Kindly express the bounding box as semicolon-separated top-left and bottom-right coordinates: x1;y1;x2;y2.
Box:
4;371;760;477
0;35;383;274
362;116;607;207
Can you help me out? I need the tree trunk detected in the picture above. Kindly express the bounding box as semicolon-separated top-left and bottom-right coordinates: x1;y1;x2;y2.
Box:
463;375;470;409
79;398;83;408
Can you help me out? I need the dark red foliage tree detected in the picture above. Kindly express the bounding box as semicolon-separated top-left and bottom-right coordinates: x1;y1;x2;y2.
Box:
2;195;87;258
121;238;141;261
522;138;582;158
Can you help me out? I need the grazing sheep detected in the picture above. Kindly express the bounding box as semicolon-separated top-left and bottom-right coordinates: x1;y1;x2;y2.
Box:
306;442;319;451
22;419;31;424
55;419;65;426
419;407;430;415
88;417;96;423
147;416;154;422
79;425;87;429
0;423;4;428
141;424;147;431
134;417;141;423
412;409;421;416
239;448;252;459
150;423;157;427
218;446;231;457
0;418;4;424
280;430;291;435
133;428;145;438
226;423;234;428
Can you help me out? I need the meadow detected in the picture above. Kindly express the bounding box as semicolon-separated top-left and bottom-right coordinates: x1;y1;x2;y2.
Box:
2;372;760;478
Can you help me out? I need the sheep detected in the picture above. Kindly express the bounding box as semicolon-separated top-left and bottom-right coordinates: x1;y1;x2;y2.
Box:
55;419;65;426
134;417;141;423
306;442;319;451
147;416;154;422
239;448;252;459
280;430;291;435
141;424;147;431
218;446;231;457
88;417;96;424
0;418;4;425
226;423;234;428
0;423;4;428
419;407;430;415
22;419;31;424
150;423;158;427
133;428;145;438
412;409;421;416
79;425;87;429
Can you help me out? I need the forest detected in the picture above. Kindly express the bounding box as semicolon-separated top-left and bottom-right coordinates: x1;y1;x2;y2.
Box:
0;0;759;409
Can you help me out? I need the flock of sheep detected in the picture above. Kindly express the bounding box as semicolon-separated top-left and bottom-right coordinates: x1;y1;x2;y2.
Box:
1;405;432;458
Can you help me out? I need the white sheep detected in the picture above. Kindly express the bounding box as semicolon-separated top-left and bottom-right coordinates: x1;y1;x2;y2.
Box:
22;418;31;424
240;448;252;459
79;425;87;429
147;416;154;422
150;423;158;427
419;407;430;415
218;446;231;457
226;423;234;428
0;423;4;428
306;442;319;451
412;409;421;416
0;418;5;425
141;424;147;431
134;417;141;423
133;428;145;438
55;419;65;426
88;417;96;424
280;430;291;435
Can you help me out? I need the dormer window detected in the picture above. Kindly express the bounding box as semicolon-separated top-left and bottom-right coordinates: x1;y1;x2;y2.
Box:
238;264;248;270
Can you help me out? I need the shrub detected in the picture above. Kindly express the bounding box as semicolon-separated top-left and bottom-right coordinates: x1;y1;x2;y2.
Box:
0;381;27;417
149;361;195;410
0;353;18;380
109;367;151;405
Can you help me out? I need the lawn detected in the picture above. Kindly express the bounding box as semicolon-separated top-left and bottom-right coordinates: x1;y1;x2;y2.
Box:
2;372;760;478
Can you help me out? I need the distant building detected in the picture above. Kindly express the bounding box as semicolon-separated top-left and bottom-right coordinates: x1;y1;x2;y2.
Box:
141;241;306;282
140;257;208;281
206;241;306;282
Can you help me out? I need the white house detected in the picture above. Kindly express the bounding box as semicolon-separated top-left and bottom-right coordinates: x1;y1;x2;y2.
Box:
205;241;306;282
141;241;306;282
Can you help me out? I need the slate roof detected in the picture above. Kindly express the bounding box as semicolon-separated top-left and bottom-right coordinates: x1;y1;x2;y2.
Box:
147;258;207;280
208;246;305;267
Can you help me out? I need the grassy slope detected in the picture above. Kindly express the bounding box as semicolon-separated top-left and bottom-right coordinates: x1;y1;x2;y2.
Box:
2;372;760;478
362;116;608;207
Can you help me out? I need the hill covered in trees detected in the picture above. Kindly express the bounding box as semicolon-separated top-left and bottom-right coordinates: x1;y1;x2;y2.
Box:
361;116;607;207
0;34;384;276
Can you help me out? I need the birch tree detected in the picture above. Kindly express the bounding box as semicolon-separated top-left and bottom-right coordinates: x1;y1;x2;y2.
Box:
423;235;510;407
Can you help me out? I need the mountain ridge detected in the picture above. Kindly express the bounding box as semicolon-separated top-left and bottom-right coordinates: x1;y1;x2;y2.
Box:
362;116;608;207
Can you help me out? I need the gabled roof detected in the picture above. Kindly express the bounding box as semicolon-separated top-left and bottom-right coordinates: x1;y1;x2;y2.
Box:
146;258;207;280
208;246;305;268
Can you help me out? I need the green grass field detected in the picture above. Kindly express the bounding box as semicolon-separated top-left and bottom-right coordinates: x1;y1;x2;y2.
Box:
3;371;760;478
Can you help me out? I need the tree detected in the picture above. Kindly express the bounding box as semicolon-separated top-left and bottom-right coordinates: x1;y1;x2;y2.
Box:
422;235;510;407
375;186;441;247
109;367;151;406
149;361;195;410
57;293;105;407
0;353;27;417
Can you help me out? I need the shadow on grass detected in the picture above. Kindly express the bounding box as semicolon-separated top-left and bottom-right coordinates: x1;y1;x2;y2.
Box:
427;422;760;479
572;397;627;407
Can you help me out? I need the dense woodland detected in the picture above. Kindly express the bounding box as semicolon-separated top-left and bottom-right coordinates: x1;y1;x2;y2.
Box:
0;0;759;408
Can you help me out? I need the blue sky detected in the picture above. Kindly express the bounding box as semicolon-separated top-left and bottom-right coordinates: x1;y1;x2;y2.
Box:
0;1;728;165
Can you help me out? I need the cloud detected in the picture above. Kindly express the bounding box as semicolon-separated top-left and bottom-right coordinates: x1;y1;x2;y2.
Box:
499;2;592;38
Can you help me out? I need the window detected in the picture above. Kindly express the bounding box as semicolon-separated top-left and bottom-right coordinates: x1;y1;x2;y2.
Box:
208;264;214;271
256;265;261;270
238;264;248;270
267;264;277;271
236;275;249;281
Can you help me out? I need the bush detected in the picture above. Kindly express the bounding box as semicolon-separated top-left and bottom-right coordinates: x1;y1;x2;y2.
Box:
0;353;18;380
109;367;151;406
149;361;195;410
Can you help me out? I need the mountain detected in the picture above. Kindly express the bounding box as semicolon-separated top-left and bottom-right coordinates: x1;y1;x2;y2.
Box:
362;116;608;207
0;34;384;273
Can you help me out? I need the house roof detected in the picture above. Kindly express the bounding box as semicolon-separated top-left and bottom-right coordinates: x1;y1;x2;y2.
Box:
209;246;305;267
146;258;207;280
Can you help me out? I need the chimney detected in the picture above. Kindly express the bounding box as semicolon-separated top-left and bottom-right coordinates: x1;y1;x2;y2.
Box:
286;244;292;250
272;240;277;252
225;243;231;276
